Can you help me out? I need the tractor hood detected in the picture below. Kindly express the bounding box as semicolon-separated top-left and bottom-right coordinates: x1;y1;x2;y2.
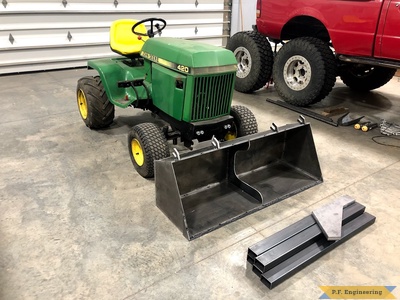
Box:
141;37;237;75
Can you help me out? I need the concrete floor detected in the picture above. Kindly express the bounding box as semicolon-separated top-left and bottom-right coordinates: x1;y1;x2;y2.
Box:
0;69;399;300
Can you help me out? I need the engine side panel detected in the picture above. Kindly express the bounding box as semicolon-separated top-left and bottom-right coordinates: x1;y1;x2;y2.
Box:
152;63;186;121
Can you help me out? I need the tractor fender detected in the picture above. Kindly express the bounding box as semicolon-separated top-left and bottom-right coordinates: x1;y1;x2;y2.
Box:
88;58;151;108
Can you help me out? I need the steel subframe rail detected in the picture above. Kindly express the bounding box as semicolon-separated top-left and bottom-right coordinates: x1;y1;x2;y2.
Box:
248;202;365;263
247;202;375;289
266;98;339;127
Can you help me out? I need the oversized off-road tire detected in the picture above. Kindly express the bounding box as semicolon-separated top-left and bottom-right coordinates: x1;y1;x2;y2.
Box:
273;37;337;106
225;105;258;140
303;37;337;104
128;123;170;178
339;64;396;91
226;31;273;93
76;76;115;129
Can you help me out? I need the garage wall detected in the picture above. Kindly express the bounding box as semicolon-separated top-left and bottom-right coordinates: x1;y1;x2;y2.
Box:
0;0;230;74
230;0;256;36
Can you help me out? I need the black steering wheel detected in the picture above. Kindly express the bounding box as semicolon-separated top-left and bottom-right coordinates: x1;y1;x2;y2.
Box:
132;18;167;38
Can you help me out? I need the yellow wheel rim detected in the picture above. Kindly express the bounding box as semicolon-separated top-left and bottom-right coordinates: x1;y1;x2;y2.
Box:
77;89;88;120
224;123;238;141
224;131;237;141
131;139;144;166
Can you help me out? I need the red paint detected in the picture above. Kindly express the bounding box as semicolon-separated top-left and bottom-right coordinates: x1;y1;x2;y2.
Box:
256;0;400;60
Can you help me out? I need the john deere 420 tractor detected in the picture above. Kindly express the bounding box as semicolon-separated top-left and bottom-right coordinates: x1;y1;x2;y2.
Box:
76;18;324;240
76;18;258;178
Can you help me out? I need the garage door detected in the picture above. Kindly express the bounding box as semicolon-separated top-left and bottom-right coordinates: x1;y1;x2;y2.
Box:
0;0;230;74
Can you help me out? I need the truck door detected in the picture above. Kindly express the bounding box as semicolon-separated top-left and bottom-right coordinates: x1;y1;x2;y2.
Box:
377;0;400;60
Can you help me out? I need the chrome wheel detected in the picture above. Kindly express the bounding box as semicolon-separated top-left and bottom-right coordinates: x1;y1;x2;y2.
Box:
234;47;252;78
283;55;312;91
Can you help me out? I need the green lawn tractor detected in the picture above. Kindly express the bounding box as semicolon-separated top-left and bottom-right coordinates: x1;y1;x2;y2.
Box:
76;17;258;178
76;17;324;240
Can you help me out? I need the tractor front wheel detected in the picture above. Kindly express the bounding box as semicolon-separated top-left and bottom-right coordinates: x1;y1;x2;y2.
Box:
76;76;115;129
225;105;258;140
128;123;170;178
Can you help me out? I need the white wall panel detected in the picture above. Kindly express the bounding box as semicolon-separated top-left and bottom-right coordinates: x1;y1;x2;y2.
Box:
0;0;230;74
230;0;256;35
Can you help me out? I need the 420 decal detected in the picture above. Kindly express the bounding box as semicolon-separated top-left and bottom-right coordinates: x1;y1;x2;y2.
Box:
177;65;190;73
141;51;191;74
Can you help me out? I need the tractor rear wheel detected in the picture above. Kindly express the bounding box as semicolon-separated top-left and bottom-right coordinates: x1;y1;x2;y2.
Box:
76;76;115;129
226;31;273;93
225;105;258;140
128;123;170;178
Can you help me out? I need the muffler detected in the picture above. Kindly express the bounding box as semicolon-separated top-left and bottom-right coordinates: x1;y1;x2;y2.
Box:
155;118;323;240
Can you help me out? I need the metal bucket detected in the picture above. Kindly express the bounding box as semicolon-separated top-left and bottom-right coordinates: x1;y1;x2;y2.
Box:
155;119;323;240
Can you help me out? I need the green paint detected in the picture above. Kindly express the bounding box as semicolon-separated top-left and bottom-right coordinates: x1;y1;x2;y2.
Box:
141;38;237;71
88;57;150;108
88;37;236;122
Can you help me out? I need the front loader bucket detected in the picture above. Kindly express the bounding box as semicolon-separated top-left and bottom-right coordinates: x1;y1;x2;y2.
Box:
155;120;323;240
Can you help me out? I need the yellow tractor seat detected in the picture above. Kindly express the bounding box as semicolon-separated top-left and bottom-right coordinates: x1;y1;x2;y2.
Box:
110;19;148;56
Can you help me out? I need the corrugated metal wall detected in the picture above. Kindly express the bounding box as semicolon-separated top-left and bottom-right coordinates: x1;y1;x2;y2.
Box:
0;0;230;74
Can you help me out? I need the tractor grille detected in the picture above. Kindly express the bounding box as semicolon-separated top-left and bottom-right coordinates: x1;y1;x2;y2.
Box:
191;72;235;121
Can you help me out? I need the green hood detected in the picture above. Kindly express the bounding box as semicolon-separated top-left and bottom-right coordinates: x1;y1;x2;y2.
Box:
141;37;237;74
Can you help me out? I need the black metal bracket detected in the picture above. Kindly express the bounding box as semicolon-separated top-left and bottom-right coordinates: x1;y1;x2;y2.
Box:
247;200;375;289
117;79;151;105
118;79;145;88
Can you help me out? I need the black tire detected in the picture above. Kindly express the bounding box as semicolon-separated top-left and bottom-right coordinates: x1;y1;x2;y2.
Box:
128;123;170;178
226;31;273;93
76;76;115;129
273;37;337;106
230;105;258;137
339;64;396;91
303;37;337;104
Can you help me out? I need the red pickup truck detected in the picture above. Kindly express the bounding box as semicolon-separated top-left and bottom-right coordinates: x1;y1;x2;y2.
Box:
227;0;400;106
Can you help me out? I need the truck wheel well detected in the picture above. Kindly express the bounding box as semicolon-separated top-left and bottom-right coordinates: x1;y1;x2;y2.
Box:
281;16;330;43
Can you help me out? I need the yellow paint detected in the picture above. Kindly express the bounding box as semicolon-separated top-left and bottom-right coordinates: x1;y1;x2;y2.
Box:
131;139;144;166
224;131;237;141
319;286;396;299
77;89;88;120
110;19;148;55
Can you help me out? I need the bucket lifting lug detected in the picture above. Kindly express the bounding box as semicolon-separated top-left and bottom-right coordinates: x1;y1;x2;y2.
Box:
270;123;279;132
172;148;180;160
211;136;221;149
297;115;306;124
